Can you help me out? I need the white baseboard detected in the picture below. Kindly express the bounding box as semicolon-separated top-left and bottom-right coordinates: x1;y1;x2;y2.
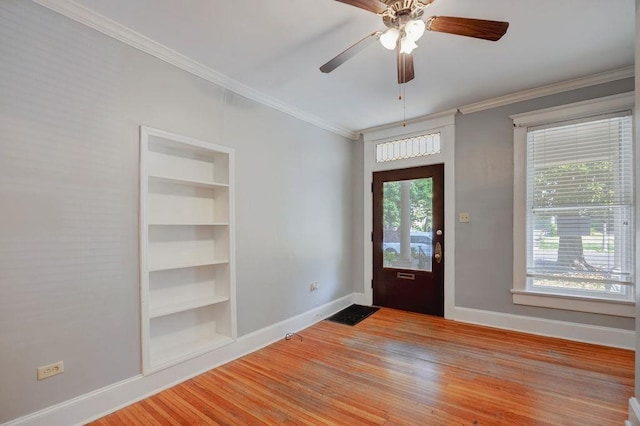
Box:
346;297;633;349
3;294;354;426
453;307;635;350
352;292;368;305
628;397;640;426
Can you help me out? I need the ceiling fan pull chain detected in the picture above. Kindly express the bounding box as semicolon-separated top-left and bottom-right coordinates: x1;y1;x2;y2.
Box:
402;84;407;127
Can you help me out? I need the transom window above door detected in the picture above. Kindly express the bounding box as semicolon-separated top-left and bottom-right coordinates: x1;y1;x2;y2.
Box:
376;132;440;163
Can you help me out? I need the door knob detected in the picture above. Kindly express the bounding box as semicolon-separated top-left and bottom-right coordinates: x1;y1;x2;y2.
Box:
435;242;442;264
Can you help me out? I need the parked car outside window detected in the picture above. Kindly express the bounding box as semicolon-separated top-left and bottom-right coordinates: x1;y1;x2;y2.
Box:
383;231;432;258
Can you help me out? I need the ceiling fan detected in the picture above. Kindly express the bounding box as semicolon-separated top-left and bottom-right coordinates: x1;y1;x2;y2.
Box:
320;0;509;84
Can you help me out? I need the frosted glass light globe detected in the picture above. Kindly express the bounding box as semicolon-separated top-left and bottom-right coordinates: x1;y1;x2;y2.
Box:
404;19;426;42
400;38;418;54
380;28;400;50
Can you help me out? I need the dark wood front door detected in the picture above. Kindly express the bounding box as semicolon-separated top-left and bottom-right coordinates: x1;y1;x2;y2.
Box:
372;164;444;316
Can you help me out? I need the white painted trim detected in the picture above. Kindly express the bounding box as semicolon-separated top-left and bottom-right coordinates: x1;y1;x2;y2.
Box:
361;113;456;319
138;126;238;374
510;92;634;127
139;127;151;374
0;375;142;426
512;290;635;318
443;134;456;320
3;294;354;426
31;0;358;141
512;125;527;294
628;397;640;426
629;397;640;426
352;292;368;306
459;67;634;115
452;307;635;350
510;92;636;317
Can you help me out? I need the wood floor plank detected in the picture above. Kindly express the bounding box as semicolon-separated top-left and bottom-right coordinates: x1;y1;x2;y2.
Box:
89;308;633;425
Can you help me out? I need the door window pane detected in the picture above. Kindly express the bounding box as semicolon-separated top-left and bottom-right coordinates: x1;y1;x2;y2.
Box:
382;178;433;271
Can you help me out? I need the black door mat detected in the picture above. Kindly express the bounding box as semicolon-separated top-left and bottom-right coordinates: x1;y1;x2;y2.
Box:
326;304;380;326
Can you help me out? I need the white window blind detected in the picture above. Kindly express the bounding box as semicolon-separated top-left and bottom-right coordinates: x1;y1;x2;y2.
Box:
526;111;634;301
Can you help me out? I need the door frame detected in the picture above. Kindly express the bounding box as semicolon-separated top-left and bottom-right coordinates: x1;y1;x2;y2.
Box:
360;110;456;319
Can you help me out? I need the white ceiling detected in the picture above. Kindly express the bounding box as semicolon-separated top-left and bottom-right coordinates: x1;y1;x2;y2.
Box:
65;0;634;137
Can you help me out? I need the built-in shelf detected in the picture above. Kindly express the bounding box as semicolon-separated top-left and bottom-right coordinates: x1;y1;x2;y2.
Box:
149;222;230;226
147;179;228;225
140;126;236;375
147;259;229;273
149;334;235;373
150;295;230;319
149;174;229;189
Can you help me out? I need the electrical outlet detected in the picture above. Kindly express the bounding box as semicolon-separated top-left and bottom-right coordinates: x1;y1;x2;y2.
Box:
310;282;319;292
459;212;470;223
37;361;64;380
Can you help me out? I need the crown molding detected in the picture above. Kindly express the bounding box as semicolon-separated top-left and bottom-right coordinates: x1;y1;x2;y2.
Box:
32;0;359;140
510;91;634;127
458;66;635;115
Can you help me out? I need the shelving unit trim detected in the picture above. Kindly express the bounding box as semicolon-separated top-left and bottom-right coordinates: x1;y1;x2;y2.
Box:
140;125;236;375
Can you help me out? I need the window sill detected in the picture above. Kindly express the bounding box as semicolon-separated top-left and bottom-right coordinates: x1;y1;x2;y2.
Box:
511;289;635;318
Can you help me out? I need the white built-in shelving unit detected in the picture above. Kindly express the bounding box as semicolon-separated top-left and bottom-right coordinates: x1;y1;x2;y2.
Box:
140;126;236;375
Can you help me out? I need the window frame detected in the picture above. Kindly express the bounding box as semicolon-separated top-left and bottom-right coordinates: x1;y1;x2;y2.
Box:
510;92;635;317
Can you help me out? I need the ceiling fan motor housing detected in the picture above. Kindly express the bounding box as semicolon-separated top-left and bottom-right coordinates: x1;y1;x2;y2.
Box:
382;0;428;29
383;1;432;15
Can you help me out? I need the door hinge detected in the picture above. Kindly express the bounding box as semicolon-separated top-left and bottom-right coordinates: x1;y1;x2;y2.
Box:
371;181;373;193
371;279;374;288
371;232;373;242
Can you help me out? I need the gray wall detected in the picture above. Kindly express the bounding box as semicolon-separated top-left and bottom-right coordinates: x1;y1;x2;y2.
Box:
455;77;635;330
0;1;354;422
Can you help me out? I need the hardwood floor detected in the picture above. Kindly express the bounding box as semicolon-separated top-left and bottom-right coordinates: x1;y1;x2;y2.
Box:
90;308;634;425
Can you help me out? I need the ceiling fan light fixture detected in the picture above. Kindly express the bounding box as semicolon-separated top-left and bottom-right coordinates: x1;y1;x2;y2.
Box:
320;0;510;86
400;37;418;54
404;19;425;42
380;28;400;50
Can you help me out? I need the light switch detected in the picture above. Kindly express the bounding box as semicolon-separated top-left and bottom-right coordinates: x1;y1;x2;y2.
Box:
459;212;470;223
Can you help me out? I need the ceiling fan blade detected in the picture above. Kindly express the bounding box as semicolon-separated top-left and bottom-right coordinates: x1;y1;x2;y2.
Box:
397;50;414;84
320;31;381;73
335;0;388;14
426;16;509;41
